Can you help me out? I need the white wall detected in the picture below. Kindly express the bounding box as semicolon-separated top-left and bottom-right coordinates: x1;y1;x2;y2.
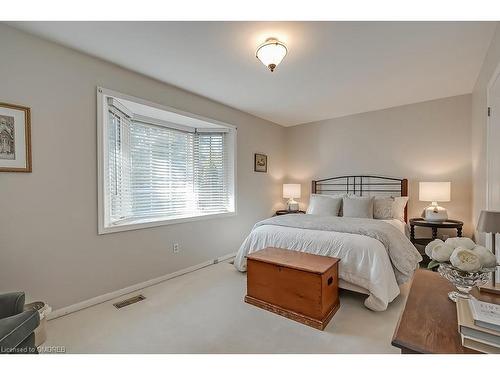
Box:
285;95;473;237
472;24;500;244
0;24;286;309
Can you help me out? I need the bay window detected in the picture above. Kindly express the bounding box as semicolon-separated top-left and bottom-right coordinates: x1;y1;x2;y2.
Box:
97;88;236;233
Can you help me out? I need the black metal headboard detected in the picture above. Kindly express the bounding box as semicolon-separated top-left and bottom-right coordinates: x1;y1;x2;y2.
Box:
311;175;408;222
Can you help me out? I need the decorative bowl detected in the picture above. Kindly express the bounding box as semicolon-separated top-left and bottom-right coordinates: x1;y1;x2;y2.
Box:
437;263;494;302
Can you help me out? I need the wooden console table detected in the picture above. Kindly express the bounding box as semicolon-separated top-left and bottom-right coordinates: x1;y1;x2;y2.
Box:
392;268;500;354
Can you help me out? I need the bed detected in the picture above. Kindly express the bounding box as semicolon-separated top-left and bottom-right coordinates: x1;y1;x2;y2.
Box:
234;175;422;311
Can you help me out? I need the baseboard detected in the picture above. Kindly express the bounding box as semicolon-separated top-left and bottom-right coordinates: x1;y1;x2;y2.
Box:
47;252;236;320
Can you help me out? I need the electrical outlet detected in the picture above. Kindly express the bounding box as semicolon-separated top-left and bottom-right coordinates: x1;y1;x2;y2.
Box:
173;243;180;254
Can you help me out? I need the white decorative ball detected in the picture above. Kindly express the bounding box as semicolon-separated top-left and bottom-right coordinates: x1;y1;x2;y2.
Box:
450;247;482;272
445;237;476;250
473;245;497;268
425;239;444;258
431;243;454;262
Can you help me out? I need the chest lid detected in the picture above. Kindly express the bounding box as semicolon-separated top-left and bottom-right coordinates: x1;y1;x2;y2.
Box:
247;247;339;274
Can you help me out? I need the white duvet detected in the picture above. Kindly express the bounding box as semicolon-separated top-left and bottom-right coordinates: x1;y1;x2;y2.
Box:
234;216;420;311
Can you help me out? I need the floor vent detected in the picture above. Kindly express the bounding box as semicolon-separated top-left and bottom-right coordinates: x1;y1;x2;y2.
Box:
113;294;146;309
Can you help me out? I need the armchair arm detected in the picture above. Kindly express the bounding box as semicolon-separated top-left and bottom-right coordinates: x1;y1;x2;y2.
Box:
0;292;25;320
0;310;40;353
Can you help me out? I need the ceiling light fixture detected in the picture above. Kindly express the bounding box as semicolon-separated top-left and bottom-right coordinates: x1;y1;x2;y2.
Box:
256;38;287;72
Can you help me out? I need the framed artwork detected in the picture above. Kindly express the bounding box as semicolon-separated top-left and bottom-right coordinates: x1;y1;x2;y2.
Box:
254;153;268;173
0;102;31;172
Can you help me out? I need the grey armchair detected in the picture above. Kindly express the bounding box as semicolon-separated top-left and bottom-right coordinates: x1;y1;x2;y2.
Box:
0;292;40;354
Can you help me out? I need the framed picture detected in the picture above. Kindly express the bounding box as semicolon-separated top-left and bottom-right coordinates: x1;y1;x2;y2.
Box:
254;153;268;173
0;102;31;172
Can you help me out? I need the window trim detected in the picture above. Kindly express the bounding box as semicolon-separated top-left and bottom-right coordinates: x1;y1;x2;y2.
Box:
97;87;237;235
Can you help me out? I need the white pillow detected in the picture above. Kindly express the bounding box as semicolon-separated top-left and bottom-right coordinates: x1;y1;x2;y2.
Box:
392;196;409;221
342;196;374;218
373;196;409;221
306;194;343;216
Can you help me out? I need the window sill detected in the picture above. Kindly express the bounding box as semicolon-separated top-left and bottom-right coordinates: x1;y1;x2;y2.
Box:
99;211;237;235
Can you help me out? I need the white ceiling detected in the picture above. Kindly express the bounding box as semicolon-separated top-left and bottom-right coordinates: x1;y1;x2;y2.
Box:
8;21;497;126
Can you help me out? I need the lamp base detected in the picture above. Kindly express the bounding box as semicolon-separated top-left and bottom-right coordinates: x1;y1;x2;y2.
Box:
423;204;448;222
287;199;299;212
479;233;499;295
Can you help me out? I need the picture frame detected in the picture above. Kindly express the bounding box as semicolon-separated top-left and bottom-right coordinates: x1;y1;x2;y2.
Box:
254;153;267;173
0;102;31;172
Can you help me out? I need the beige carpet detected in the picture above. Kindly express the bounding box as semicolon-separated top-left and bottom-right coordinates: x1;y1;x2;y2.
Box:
43;260;408;353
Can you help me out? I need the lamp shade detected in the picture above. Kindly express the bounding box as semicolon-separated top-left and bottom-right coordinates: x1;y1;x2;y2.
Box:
256;39;287;72
477;210;500;233
419;182;451;202
283;184;301;199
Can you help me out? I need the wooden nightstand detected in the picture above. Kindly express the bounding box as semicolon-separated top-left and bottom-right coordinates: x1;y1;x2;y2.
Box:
409;218;464;262
409;218;464;246
275;210;306;216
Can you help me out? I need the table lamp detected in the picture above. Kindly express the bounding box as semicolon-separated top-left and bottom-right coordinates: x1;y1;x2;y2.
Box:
477;210;500;295
283;184;301;211
419;182;451;222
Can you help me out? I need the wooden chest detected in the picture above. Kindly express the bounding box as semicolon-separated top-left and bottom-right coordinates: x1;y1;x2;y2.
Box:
245;247;340;330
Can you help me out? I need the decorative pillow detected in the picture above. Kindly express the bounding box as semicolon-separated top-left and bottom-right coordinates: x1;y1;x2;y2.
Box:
342;196;374;219
392;196;409;222
373;197;394;219
306;194;344;216
373;196;408;221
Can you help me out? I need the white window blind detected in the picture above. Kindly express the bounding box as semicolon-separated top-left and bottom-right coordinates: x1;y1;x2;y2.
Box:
101;93;235;232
